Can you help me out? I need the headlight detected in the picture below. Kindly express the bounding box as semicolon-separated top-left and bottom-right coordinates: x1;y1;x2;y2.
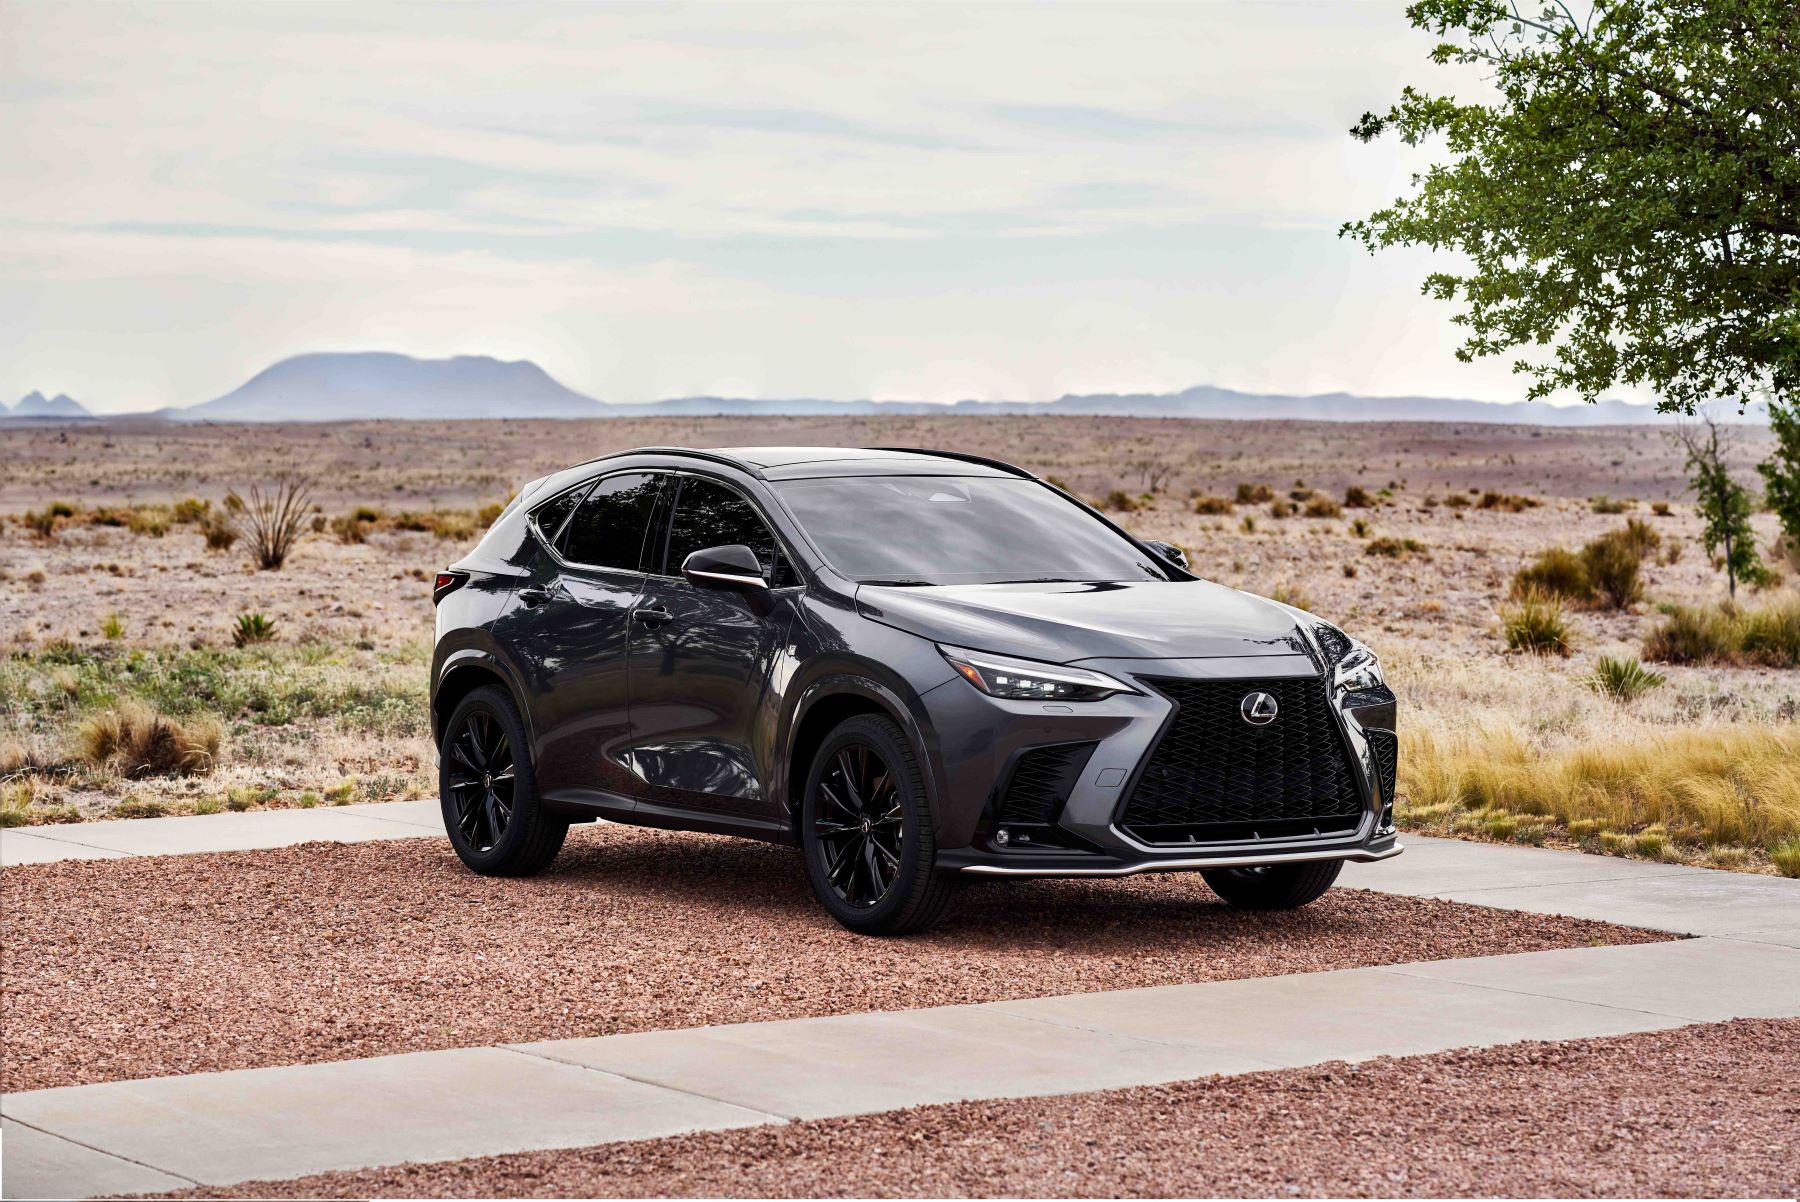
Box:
1334;641;1385;693
938;645;1136;702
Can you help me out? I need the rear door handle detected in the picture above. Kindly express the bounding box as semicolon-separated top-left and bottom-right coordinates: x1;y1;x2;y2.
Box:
518;586;550;608
635;604;673;626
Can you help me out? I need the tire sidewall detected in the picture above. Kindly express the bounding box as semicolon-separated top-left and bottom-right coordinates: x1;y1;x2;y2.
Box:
440;686;541;871
800;715;931;931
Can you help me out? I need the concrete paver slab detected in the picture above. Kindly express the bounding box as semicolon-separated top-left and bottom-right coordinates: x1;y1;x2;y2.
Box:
1340;834;1698;893
520;1003;1275;1120
991;960;1686;1067
1387;937;1800;1021
0;831;129;867
1;1118;194;1199
12;807;438;860
335;799;444;831
2;1047;775;1190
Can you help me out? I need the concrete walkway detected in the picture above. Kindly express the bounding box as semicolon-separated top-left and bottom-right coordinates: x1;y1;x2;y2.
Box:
5;936;1797;1198
5;805;1800;1197
0;799;442;866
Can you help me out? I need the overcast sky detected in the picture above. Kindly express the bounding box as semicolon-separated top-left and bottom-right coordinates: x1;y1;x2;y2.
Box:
4;1;1601;414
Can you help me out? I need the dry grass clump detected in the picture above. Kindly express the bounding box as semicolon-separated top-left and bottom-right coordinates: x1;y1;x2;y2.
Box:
1267;581;1316;612
1302;495;1343;518
1234;482;1275;504
1102;488;1140;512
1512;520;1659;610
1192;493;1234;515
1499;591;1573;656
1644;597;1800;667
1403;724;1800;859
76;702;221;777
1366;536;1428;558
1477;491;1541;512
1590;494;1632;514
1344;485;1375;508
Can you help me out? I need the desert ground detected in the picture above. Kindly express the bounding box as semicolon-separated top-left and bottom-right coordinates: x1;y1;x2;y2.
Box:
2;415;1795;874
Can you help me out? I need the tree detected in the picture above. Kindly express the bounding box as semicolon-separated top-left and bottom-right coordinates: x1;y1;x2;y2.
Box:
1758;400;1800;559
1343;1;1800;415
1676;414;1760;598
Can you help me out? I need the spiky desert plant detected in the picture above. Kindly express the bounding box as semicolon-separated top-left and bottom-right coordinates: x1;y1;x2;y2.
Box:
228;474;313;571
232;612;277;647
1585;656;1665;702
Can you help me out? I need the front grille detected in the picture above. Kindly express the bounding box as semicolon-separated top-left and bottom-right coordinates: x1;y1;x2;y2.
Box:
996;741;1096;827
1119;676;1364;845
1366;729;1398;807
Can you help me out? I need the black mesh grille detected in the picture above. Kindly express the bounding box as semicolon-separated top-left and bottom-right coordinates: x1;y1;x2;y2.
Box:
1366;729;1397;807
996;742;1095;827
1119;676;1364;844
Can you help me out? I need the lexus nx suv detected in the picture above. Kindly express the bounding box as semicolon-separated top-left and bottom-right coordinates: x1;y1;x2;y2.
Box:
430;446;1400;934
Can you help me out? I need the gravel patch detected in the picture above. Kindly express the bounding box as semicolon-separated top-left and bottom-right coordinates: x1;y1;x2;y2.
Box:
3;823;1664;1092
160;1018;1800;1199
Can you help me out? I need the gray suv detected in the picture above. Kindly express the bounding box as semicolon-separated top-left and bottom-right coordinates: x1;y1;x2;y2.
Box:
430;447;1400;934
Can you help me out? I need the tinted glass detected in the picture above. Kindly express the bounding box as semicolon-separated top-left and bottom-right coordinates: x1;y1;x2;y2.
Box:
772;476;1170;585
660;477;789;584
559;472;662;571
530;483;588;544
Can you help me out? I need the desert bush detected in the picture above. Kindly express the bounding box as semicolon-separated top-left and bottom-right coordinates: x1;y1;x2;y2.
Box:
77;702;221;777
1772;839;1800;879
1590;494;1632;514
232;612;277;647
1512;547;1593;602
1651;500;1672;517
229;474;313;570
1499;591;1573;656
101;613;125;641
1585;656;1665;701
331;511;373;544
171;497;210;523
1442;493;1470;509
199;510;238;552
477;501;505;526
1582;533;1644;608
1268;582;1316;612
1302;495;1342;518
1239;514;1257;533
1344;485;1375;508
1103;489;1139;513
1288;487;1315;502
1234;482;1274;504
1366;536;1428;558
125;506;170;537
1644;598;1800;667
1349;518;1371;538
23;502;77;538
1192;493;1233;515
1477;491;1540;512
1268;499;1296;519
430;511;479;542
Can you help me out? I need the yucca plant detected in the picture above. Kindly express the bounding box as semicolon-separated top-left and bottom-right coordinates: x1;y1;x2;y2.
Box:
1585;656;1666;701
232;612;277;647
228;473;313;570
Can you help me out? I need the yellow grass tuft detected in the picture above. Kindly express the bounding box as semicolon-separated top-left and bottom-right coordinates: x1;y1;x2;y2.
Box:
76;702;221;778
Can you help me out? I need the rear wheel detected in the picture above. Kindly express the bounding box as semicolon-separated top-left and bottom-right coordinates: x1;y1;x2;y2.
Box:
800;714;958;936
1201;860;1341;909
440;685;566;876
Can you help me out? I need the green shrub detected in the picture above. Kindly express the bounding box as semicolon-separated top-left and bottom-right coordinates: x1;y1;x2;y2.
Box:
1771;838;1800;879
1644;598;1800;667
101;613;125;641
1500;591;1573;656
232;613;277;647
1581;534;1643;608
1513;547;1593;602
1586;656;1666;702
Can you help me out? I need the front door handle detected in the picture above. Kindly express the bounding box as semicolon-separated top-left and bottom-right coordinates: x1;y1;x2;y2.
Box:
635;604;674;626
518;586;550;608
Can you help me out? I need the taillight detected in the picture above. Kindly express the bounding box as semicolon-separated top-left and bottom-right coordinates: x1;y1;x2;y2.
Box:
433;570;469;604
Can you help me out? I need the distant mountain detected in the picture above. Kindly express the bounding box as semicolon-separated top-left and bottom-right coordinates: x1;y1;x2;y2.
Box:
8;390;92;419
170;352;607;422
144;351;1765;425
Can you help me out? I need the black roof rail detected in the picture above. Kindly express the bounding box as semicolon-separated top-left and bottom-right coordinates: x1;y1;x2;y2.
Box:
863;447;1036;479
572;446;766;479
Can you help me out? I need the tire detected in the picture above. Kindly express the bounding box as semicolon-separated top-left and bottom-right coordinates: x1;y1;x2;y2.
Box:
439;685;567;876
1201;859;1342;910
800;714;959;936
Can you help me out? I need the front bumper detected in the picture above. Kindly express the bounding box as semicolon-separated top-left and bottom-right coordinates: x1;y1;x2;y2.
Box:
919;651;1400;879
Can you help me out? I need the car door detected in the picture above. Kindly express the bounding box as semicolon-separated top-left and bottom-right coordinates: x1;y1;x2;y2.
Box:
505;470;666;806
624;473;798;824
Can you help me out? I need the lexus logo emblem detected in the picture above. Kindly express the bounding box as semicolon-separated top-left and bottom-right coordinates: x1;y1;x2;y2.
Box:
1240;692;1279;726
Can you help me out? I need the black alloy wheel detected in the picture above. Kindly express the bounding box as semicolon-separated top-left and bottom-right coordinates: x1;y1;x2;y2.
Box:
800;714;959;935
446;709;515;852
439;685;567;876
813;743;904;908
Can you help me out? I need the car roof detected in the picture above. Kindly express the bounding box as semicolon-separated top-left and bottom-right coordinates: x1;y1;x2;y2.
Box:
588;446;1029;481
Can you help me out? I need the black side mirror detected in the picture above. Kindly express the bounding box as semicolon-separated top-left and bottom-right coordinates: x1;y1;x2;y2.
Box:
1143;539;1189;571
681;544;774;615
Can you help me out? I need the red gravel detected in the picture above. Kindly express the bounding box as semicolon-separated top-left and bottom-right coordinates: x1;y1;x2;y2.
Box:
159;1018;1800;1199
3;823;1663;1093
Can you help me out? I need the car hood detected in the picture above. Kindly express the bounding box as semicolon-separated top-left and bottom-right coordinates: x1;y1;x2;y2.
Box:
855;579;1316;664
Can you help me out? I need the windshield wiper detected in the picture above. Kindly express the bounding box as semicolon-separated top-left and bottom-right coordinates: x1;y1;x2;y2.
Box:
857;577;934;587
987;577;1086;585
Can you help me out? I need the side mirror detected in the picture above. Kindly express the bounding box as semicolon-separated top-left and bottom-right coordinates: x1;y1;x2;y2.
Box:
1143;539;1189;571
681;544;774;615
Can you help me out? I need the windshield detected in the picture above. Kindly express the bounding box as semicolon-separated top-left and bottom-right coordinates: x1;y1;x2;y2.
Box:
772;476;1173;586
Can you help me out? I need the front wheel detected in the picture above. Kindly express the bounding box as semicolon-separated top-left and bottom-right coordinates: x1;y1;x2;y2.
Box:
439;685;567;876
1201;860;1341;909
800;714;958;936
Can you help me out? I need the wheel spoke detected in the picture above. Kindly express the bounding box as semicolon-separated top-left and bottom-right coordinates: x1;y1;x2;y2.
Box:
862;838;887;896
834;750;864;811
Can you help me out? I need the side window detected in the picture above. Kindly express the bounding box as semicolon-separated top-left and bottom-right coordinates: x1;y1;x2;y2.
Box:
662;477;792;586
560;472;663;571
529;483;589;546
